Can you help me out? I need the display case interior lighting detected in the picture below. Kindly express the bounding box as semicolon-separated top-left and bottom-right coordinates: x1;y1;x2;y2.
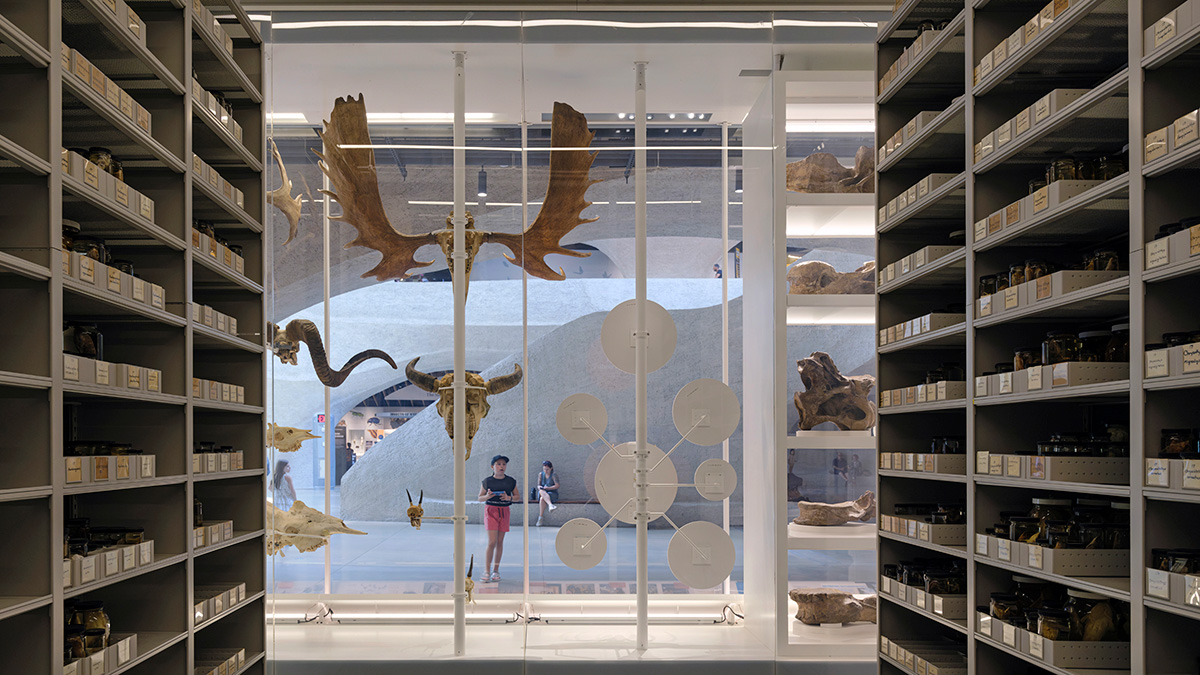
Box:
786;204;875;238
477;167;487;198
785;304;875;325
366;112;496;124
785;121;874;133
266;112;309;123
734;167;743;194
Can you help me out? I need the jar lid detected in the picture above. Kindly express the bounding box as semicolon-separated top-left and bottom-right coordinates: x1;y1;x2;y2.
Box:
995;364;1014;373
63;219;81;232
83;628;107;636
1078;330;1111;339
1045;331;1075;337
1031;498;1071;505
1110;323;1129;332
1146;343;1168;350
1067;589;1108;599
1011;575;1047;584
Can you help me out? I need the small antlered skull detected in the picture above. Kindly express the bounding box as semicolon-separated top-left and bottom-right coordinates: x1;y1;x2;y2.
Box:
406;489;424;529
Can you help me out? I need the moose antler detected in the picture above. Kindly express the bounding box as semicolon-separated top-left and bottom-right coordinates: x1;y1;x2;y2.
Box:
487;101;600;280
273;319;398;387
314;94;438;281
267;139;304;245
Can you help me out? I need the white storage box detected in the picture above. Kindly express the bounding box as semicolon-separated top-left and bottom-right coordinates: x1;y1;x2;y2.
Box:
1034;88;1087;124
1049;361;1129;387
1145;2;1194;55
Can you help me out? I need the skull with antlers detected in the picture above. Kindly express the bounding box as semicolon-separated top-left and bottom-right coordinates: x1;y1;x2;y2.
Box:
405;358;522;460
406;489;424;529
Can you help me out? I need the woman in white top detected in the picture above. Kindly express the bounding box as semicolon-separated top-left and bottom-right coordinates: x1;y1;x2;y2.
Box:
272;459;296;511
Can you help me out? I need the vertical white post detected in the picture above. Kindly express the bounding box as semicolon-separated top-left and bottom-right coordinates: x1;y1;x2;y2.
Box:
451;50;468;657
521;119;530;598
322;167;332;596
633;61;649;650
720;121;730;596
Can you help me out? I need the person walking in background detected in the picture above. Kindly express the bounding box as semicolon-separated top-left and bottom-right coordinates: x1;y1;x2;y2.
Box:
849;453;863;487
272;459;296;511
479;454;517;582
535;460;560;527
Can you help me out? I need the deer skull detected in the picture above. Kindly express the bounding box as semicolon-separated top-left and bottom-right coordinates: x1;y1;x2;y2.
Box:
268;424;319;453
406;489;424;529
268;499;366;556
405;358;523;460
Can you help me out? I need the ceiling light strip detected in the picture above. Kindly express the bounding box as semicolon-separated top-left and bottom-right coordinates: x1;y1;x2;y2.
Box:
340;144;772;152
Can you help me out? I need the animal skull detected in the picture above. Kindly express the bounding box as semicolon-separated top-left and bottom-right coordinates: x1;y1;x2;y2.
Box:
406;489;424;529
405;358;523;460
269;424;319;453
269;319;397;387
268;499;366;556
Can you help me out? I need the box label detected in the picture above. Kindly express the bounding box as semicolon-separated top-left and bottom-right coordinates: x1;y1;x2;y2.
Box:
977;451;989;474
1147;238;1170;268
975;218;988;240
997;123;1012;146
107;267;122;293
151;284;164;309
104;549;119;575
1028;544;1044;568
63;354;79;381
1184;460;1200;490
933;595;944;615
93;457;109;481
1029;634;1044;658
1146;349;1170;378
997;539;1011;561
1184;343;1200;373
989;454;1003;475
80;555;96;583
120;91;134;119
89;652;104;675
1146;128;1170;162
115;182;129;207
1028;366;1043;390
978;52;993;80
1016;110;1032;135
132;278;145;302
1008;31;1023;55
94;361;109;386
976;376;988;397
84;161;100;189
1036;275;1052;300
121;544;135;568
994;41;1008;65
1187;575;1200;606
147;370;159;392
1006;201;1021;226
1002;622;1017;646
1004;286;1019;309
1034;95;1051;122
1191;225;1200;256
1177;111;1199;147
90;68;106;97
1006;455;1021;477
1033;186;1049;212
1052;362;1070;386
1146;457;1170;486
999;372;1013;394
1147;568;1171;599
979;295;992;317
117;638;130;663
139;194;153;219
1155;11;1179;47
127;365;141;389
66;457;83;483
116;456;130;480
1030;456;1046;479
989;213;1003;234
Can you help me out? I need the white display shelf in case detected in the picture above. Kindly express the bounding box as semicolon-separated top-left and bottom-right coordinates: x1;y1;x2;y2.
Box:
744;67;879;663
0;1;267;673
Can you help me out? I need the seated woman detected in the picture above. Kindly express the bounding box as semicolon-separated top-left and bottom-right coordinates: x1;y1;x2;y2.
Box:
535;460;559;526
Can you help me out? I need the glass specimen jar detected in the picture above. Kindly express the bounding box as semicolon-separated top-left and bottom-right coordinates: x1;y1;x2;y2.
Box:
109;259;134;275
941;362;965;380
1038;608;1074;641
1097;155;1125;180
1042;331;1079;365
1013;347;1040;371
87;147;113;173
1030;498;1072;524
989;593;1024;622
1012;575;1051;609
1105;324;1129;361
1104;524;1130;549
1009;516;1042;543
62;219;81;250
1048;158;1078;183
1009;262;1027;286
924;570;964;595
1078;330;1112;362
1109;501;1129;525
1044;519;1075;547
979;274;998;297
995;274;1010;292
83;628;107;655
1025;259;1050;281
74;600;110;641
72;236;106;262
1028;178;1047;194
1091;249;1120;271
65;625;87;660
1065;590;1111;641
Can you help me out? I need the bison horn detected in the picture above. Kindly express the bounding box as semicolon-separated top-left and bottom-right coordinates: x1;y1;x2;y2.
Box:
405;357;439;393
486;364;523;395
406;488;413;506
287;319;397;388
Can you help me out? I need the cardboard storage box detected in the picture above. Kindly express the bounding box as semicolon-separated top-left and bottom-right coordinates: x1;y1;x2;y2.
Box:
918;172;957;198
1027;269;1126;303
1034;88;1087;124
904;111;941;140
1146;124;1174;163
1145;2;1195;55
1032;179;1105;213
1048;361;1129;387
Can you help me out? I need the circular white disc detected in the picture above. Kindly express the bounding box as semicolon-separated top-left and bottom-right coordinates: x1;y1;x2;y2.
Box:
693;458;737;501
594;442;677;525
672;378;741;446
600;299;677;374
667;521;736;589
556;393;608;445
554;518;607;570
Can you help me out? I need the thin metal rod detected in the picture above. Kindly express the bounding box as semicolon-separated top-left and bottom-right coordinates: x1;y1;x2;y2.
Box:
322;160;332;596
521;116;531;600
579;418;620;454
581;499;632;550
633;61;649;651
720;121;730;595
660;513;708;560
651;415;707;471
451;50;467;657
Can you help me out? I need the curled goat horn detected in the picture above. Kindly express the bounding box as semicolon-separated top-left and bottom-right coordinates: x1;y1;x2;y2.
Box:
486;364;523;395
281;319;397;387
405;357;439;393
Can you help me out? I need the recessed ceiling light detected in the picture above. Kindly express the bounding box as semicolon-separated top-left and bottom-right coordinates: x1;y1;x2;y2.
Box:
618;113;626;119
669;113;676;119
687;113;695;119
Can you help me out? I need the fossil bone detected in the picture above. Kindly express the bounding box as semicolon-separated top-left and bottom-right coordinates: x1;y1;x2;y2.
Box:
267;139;304;245
793;352;877;431
793;491;876;526
269;319;397;387
268;499;366;556
405;357;523;460
789;588;877;625
406;488;424;529
787;260;876;295
465;554;476;605
314;95;598;290
785;146;875;194
268;424;319;453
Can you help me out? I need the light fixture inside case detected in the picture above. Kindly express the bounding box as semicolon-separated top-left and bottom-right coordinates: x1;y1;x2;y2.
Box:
734;167;743;193
477;166;487;198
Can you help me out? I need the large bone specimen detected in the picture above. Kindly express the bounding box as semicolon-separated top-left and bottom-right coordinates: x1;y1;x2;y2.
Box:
268;423;319;453
788;260;876;295
793;491;876;526
268;499;366;556
269;319;397;387
789;589;877;625
785;146;875;194
267;139;304;245
405;357;523;460
314;95;599;292
793;352;877;431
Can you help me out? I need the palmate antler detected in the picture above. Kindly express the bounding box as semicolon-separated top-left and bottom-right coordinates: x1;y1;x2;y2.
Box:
487;101;601;280
314;95;438;281
314;95;598;282
267;139;304;245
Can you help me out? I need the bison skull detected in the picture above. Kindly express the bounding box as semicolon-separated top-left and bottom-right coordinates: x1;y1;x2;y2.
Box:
405;358;523;460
